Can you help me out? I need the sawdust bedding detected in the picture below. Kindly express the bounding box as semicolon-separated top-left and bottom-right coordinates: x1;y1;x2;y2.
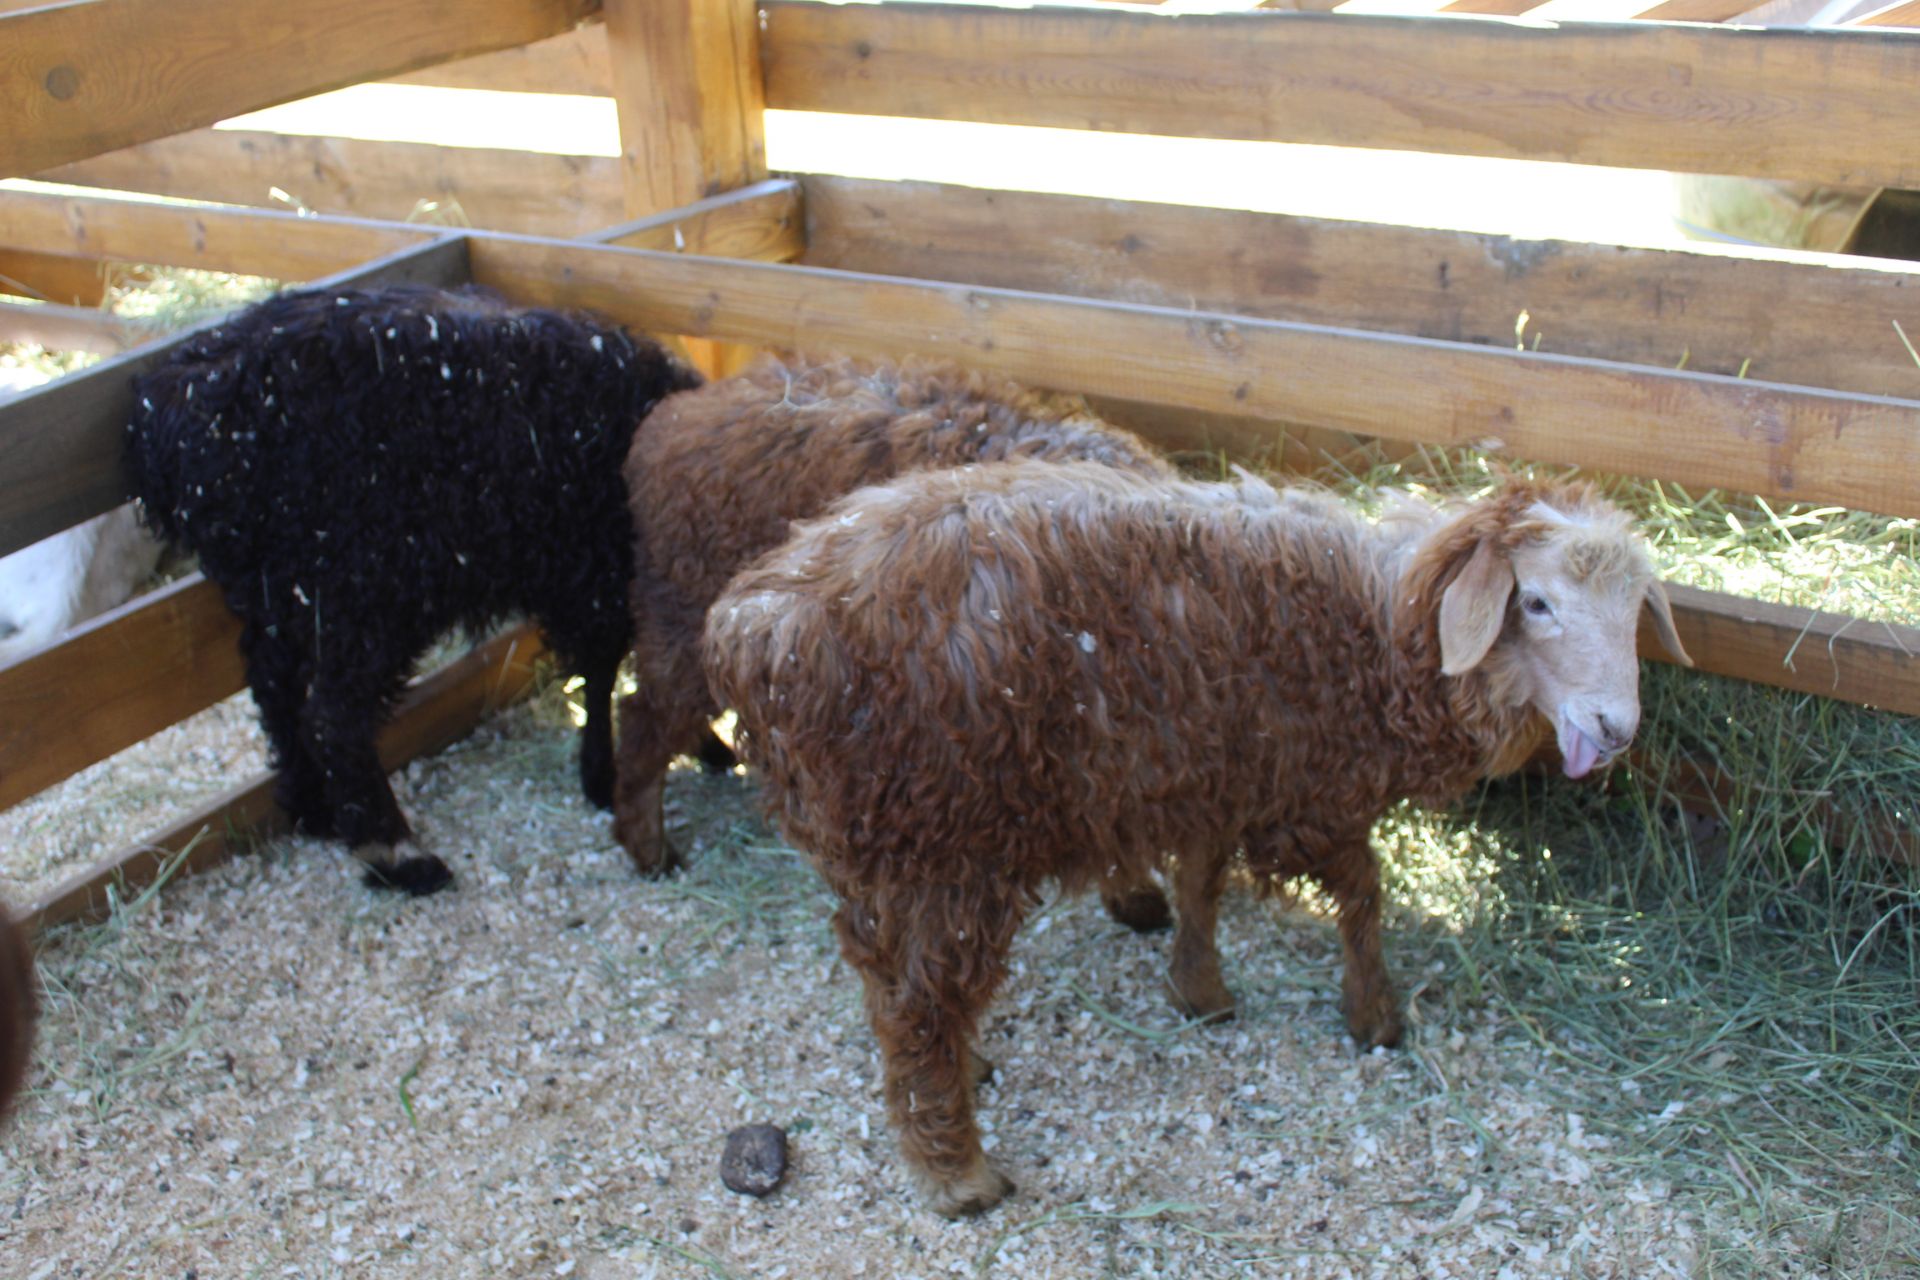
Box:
0;687;1799;1278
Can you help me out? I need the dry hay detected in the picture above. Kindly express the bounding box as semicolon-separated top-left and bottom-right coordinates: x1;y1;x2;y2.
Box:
3;669;1912;1279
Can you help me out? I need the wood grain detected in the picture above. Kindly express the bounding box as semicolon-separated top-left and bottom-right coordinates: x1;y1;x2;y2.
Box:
1644;584;1920;716
387;24;613;96
41;129;625;237
0;298;165;354
1629;0;1757;18
0;187;432;283
800;176;1920;399
760;2;1920;188
1851;0;1920;25
603;0;765;216
468;235;1920;518
0;0;600;177
589;178;804;261
0;235;469;561
0;574;244;813
0;247;114;307
20;626;548;934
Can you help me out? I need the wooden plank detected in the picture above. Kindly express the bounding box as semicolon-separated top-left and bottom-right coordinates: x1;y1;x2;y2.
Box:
1436;0;1551;14
1635;0;1766;17
603;0;769;377
20;625;548;934
1629;0;1765;19
0;187;431;283
0;0;600;177
386;24;613;96
0;234;469;560
40;129;626;238
0;247;114;307
1643;583;1920;716
466;235;1920;519
799;175;1920;398
759;2;1920;188
0;298;165;354
1851;0;1920;24
588;178;804;260
603;0;766;215
0;575;243;813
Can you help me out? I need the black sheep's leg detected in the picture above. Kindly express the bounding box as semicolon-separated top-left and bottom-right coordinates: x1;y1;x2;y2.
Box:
576;649;621;811
239;617;331;837
300;661;450;896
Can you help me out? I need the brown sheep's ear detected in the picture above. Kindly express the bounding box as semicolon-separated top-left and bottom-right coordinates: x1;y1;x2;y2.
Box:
1644;578;1694;667
1438;539;1513;676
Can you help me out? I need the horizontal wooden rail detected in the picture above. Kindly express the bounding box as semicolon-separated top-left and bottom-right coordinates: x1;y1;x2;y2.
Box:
800;175;1920;399
1646;583;1920;717
0;234;469;560
39;129;627;238
0;246;114;307
0;574;244;813
760;2;1920;188
0;0;601;177
19;625;549;934
0;298;166;354
386;24;613;96
587;178;806;259
0;188;433;284
465;234;1920;520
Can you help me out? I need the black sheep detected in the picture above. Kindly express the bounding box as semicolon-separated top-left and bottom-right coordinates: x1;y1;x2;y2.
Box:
126;285;700;894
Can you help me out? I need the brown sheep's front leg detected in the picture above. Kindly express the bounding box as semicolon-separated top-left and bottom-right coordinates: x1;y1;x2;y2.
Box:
834;892;1018;1217
1320;843;1403;1049
1167;845;1236;1022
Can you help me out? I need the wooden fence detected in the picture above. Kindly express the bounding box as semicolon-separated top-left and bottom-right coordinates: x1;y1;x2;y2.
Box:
2;0;1917;927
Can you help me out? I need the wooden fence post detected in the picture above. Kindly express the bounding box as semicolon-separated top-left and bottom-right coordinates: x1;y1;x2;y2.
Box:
603;0;769;377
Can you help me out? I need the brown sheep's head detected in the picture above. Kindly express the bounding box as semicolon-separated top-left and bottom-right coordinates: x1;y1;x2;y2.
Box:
1430;482;1692;778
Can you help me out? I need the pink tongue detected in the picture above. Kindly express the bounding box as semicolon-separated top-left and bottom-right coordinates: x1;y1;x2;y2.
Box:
1559;719;1603;779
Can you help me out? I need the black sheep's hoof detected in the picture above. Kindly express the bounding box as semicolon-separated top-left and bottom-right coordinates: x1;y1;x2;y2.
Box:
362;855;455;897
581;765;615;812
695;728;739;774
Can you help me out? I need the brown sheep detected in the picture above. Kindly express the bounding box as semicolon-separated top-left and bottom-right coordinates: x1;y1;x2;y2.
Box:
612;353;1179;930
0;905;34;1122
703;463;1691;1216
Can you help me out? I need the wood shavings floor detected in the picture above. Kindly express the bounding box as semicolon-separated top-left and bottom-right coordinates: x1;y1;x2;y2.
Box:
0;695;1787;1278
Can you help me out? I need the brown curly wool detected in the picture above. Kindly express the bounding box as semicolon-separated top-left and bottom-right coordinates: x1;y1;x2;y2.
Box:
0;905;34;1122
614;353;1175;932
703;463;1686;1216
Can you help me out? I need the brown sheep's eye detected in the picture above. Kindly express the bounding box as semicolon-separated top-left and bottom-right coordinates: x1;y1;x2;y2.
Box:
1523;595;1552;617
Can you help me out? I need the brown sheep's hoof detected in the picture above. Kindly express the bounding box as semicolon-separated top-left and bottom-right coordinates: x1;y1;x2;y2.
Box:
924;1161;1015;1218
1169;980;1237;1025
1345;1005;1404;1050
359;849;454;897
1102;885;1173;933
622;837;685;880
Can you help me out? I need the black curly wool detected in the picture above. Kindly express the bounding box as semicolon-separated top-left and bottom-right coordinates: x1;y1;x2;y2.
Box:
125;285;700;889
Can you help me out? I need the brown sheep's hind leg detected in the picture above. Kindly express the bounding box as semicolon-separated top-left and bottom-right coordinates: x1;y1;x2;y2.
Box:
1167;846;1236;1022
1323;847;1403;1049
839;891;1018;1217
